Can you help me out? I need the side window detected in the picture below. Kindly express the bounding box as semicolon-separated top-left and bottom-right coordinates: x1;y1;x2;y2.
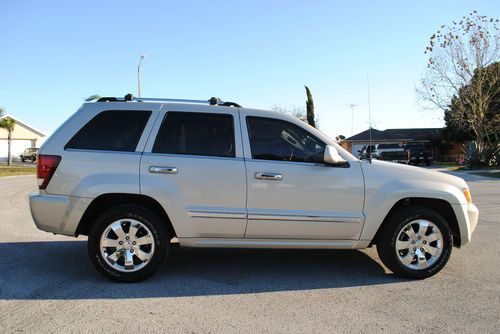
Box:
65;110;151;152
153;112;235;158
247;116;325;163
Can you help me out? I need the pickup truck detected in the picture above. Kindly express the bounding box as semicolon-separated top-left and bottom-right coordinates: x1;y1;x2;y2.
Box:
405;143;434;166
376;143;408;164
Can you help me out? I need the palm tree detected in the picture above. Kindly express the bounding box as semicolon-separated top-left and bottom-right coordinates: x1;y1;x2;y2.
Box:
0;112;16;166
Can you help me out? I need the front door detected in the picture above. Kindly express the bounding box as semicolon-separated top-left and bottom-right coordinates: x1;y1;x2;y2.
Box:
241;114;365;240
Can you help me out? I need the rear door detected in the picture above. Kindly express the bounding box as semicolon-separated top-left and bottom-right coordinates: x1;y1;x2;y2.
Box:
140;105;247;238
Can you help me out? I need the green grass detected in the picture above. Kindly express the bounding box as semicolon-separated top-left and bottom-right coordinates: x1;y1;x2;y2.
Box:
0;164;36;177
472;171;500;179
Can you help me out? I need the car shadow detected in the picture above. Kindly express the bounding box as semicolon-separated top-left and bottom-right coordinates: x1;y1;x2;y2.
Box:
0;241;408;300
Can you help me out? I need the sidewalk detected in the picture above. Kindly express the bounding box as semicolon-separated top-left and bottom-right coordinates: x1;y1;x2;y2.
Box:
433;166;500;182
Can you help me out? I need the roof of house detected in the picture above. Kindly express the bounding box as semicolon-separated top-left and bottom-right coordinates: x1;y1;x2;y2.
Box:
0;115;45;137
346;127;442;142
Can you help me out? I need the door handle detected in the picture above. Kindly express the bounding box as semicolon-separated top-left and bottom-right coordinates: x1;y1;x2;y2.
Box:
149;166;178;174
255;172;283;181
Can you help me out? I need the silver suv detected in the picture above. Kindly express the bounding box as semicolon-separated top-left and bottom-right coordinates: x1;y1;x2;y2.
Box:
30;96;478;282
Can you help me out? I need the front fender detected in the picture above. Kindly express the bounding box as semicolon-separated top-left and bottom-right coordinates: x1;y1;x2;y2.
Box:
360;178;466;241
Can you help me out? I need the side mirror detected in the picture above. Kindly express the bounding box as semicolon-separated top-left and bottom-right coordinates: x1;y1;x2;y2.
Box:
324;145;347;165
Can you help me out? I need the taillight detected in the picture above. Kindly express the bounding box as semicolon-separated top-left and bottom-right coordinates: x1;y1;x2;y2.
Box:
37;155;61;189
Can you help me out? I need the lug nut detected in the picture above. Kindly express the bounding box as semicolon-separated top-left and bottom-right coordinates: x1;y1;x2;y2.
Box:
413;247;416;251
126;236;130;240
411;240;416;244
423;241;427;244
417;236;421;240
132;241;136;245
420;248;424;251
130;249;134;253
119;241;123;245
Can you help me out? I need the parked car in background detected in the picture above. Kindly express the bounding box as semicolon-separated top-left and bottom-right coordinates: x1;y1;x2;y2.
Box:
405;143;434;166
376;143;408;164
358;145;378;160
29;95;478;282
20;147;39;162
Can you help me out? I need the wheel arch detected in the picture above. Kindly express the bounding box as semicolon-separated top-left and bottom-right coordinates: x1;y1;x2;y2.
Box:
75;193;177;238
370;197;461;248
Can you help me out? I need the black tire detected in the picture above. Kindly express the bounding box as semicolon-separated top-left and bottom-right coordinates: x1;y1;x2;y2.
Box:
20;157;25;162
88;204;170;282
376;206;453;279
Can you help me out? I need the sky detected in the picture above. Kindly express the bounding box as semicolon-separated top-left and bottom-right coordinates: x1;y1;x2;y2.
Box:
1;0;499;140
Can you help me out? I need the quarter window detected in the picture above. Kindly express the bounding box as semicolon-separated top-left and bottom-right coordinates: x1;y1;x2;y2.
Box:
153;112;235;158
65;110;151;152
247;117;325;163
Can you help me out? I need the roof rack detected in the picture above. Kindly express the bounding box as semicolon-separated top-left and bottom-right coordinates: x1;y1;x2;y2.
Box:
96;94;241;107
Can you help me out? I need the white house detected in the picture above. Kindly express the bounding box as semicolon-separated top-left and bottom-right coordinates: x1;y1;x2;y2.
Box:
0;115;45;162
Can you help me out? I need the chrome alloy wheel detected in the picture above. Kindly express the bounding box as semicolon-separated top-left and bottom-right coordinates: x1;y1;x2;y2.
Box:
395;219;443;270
99;219;155;273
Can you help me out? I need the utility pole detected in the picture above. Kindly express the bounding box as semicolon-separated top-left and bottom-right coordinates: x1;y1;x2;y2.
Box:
367;74;373;161
347;104;360;135
137;54;146;97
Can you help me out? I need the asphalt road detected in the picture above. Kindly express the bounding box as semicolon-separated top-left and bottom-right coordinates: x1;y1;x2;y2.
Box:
0;173;499;333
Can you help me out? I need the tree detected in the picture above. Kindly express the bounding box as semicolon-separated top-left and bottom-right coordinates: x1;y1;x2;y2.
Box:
271;105;307;122
446;62;500;141
305;85;316;128
417;12;500;163
0;114;16;166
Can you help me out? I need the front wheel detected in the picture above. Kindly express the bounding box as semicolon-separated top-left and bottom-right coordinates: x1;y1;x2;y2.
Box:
88;204;170;282
376;206;452;279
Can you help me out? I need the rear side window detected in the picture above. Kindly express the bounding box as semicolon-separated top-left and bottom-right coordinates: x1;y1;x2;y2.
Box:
153;112;235;157
65;110;151;152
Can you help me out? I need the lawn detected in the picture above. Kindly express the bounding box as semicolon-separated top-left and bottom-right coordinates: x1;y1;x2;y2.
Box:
0;164;36;177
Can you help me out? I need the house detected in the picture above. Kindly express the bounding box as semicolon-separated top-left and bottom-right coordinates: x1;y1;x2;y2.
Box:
341;127;463;162
0;115;46;162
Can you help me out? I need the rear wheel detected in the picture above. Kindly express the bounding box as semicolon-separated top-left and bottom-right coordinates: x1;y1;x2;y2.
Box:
88;204;169;282
376;206;452;279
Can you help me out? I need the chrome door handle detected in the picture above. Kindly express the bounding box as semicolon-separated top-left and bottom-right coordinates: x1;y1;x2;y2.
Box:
149;166;178;174
255;172;283;181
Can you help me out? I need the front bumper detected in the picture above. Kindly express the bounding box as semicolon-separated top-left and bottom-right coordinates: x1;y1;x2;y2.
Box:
451;202;479;246
29;193;92;236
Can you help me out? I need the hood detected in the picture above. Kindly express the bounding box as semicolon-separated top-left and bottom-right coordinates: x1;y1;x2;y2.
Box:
362;160;468;190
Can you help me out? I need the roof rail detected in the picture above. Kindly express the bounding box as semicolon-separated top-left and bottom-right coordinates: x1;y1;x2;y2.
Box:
96;94;241;107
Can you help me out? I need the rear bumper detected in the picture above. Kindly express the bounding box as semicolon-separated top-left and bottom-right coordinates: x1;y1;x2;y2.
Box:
29;193;92;236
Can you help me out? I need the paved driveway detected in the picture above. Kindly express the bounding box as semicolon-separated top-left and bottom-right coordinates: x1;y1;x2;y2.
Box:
0;174;499;333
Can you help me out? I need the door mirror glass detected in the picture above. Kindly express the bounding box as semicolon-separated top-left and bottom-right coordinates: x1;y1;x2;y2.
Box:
324;145;347;165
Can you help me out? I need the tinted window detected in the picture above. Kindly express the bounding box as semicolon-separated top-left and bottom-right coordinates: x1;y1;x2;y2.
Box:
65;110;151;152
153;112;235;157
247;117;325;163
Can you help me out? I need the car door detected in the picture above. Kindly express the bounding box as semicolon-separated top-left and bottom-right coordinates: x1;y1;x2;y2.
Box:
140;105;247;239
240;112;365;240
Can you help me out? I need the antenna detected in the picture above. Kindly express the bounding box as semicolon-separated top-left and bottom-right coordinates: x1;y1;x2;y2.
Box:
367;74;373;163
346;104;360;135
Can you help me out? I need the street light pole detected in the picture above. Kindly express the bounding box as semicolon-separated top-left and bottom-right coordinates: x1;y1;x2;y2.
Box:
137;54;145;97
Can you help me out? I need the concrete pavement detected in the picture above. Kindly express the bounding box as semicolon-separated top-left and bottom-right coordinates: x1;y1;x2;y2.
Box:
0;174;499;333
